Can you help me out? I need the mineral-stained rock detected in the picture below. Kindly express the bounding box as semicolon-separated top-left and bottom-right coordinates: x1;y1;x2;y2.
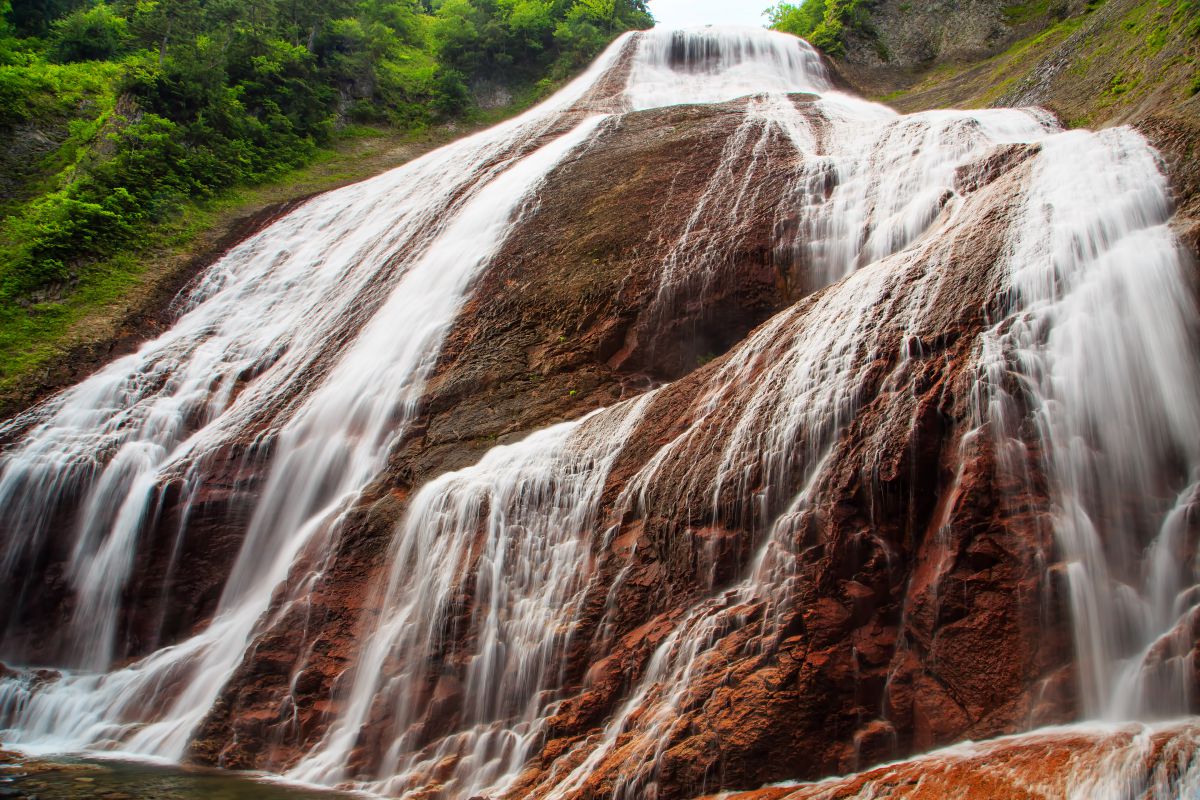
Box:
709;721;1200;800
502;140;1079;800
3;23;1198;800
186;96;813;770
186;117;1103;798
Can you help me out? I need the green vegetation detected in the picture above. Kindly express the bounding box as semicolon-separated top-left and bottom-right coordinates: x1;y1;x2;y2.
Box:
766;0;874;56
0;123;462;395
1178;0;1200;37
1105;69;1135;95
0;0;651;391
878;0;1197;131
1002;0;1055;26
882;9;1088;107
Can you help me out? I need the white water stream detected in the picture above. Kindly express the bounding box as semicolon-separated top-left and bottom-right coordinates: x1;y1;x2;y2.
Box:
0;23;1197;800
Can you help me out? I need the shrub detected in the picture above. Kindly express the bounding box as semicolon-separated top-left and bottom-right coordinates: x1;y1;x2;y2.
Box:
767;1;828;39
0;0;654;300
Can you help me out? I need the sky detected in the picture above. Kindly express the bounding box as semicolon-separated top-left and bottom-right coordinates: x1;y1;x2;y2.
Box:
648;0;770;28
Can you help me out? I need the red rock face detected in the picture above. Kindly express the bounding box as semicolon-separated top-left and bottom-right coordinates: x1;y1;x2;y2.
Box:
184;96;816;774
709;721;1200;799
182;134;1099;800
0;107;619;670
499;141;1082;800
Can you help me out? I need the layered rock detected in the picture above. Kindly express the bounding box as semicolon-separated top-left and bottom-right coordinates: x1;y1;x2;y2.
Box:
501;139;1079;800
191;131;1096;799
0;107;607;668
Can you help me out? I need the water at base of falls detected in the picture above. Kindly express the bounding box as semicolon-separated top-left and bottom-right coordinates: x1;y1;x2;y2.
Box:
0;752;356;799
0;22;1198;800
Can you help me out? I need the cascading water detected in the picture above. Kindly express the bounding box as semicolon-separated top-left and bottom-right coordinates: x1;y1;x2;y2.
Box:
288;396;655;797
623;27;827;111
0;22;1197;800
0;36;620;754
977;128;1200;721
0;48;620;672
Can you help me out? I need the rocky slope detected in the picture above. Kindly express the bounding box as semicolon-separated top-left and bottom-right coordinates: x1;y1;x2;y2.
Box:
0;20;1197;800
182;94;812;773
185;108;1194;800
831;0;1199;122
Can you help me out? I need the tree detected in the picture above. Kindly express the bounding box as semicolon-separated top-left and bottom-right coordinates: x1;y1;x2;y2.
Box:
431;0;483;71
8;0;88;37
766;1;826;38
49;4;129;62
501;0;554;52
0;0;19;62
768;0;866;55
0;0;658;303
118;0;203;65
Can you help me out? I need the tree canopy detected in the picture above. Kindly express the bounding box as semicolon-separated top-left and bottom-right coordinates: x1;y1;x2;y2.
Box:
767;0;870;55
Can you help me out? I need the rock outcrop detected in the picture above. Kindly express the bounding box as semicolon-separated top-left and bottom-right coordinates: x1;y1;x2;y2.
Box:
185;94;810;775
189;124;1094;798
501;138;1080;800
830;0;1200;132
837;0;1034;78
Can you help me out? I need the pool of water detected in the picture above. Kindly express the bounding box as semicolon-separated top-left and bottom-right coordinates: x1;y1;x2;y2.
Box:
0;752;359;800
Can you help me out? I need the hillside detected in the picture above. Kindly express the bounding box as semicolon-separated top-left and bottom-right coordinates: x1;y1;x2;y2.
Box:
771;0;1198;128
0;0;652;411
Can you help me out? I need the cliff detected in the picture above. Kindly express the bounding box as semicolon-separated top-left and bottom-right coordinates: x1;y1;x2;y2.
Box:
828;0;1198;126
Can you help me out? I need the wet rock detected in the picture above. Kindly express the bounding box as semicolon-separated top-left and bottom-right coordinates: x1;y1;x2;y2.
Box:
712;722;1200;800
496;127;1085;800
29;670;60;687
3;23;1197;800
188;94;813;773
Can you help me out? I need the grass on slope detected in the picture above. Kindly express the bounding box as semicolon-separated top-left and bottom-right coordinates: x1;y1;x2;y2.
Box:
879;0;1200;128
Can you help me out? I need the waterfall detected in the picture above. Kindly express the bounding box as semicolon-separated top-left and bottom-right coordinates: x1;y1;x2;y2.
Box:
0;38;620;754
623;27;828;111
1;22;1197;800
288;396;654;797
978;128;1200;719
0;54;622;672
